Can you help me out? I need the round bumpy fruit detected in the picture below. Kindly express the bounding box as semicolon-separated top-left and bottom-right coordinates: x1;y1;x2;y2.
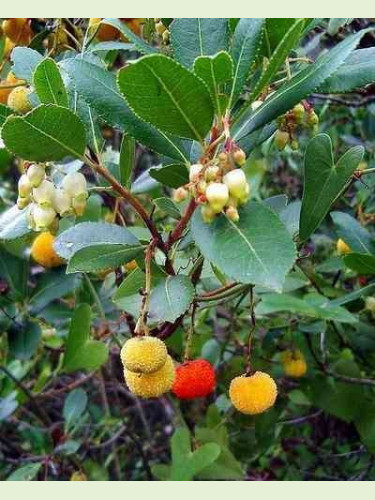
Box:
281;350;307;378
2;18;32;45
120;336;168;374
0;73;22;105
172;359;216;399
229;371;277;415
124;355;175;398
7;86;32;114
70;471;87;481
337;238;351;256
89;18;119;41
31;232;64;268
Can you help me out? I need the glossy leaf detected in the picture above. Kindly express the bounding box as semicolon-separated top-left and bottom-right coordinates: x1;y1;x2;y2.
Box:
235;29;369;139
61;57;188;161
191;201;296;292
118;54;214;142
331;211;375;254
170;18;229;68
63;303;108;373
300;134;363;241
33;58;69;107
2;104;86;161
344;253;375;275
54;222;140;260
10;47;43;82
229;18;265;106
149;163;189;188
119;134;135;188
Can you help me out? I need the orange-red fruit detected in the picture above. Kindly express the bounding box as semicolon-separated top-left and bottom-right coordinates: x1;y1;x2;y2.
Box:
172;359;216;399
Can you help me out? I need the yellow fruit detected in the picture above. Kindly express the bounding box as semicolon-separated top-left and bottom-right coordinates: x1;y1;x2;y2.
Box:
7;86;32;114
274;130;290;150
336;238;351;256
281;350;307;378
0;72;21;105
31;232;64;268
121;336;168;374
124;354;175;398
2;18;33;45
125;260;138;272
4;37;15;57
229;371;277;415
70;471;87;481
206;182;229;213
89;18;119;41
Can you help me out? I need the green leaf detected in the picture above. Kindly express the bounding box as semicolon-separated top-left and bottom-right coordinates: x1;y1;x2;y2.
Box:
300;134;364;241
10;47;43;82
169;427;221;481
87;41;134;52
319;48;375;93
2;104;86;161
8;321;41;360
102;18;158;55
118;54;214;142
250;18;304;101
0;205;32;241
229;18;265;107
0;104;12;127
235;29;369;139
63;388;88;431
154;198;181;220
119;134;135;188
149;163;189;188
170;18;229;68
256;292;357;323
61;57;188;162
67;243;143;274
344;253;375;275
329;282;375;307
149;275;195;323
63;303;108;372
54;222;139;260
29;270;82;313
194;51;233;115
0;247;28;299
114;272;194;324
355;402;375;453
7;463;42;481
195;427;243;480
327;18;352;36
331;211;375;254
33;58;69;107
191;201;296;292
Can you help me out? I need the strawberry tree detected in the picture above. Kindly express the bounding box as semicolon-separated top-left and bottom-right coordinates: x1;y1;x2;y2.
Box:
1;18;375;481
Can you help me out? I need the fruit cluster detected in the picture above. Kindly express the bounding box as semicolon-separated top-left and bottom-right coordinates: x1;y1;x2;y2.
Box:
17;167;89;232
88;18;143;41
120;336;278;414
274;102;319;151
121;337;175;398
154;18;169;44
174;148;250;223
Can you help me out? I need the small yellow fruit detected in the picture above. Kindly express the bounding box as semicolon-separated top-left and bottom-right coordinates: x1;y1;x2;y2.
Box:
173;187;189;203
281;350;307;378
7;86;32;114
124;354;175;398
201;204;216;223
121;336;168;374
31;232;64;268
229;371;277;415
0;72;21;105
274;130;290;150
125;259;138;272
336;238;351;256
2;18;32;45
365;296;375;315
70;471;87;481
89;18;119;41
233;149;246;166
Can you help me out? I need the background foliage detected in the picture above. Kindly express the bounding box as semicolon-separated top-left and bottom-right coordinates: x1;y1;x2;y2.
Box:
0;17;375;481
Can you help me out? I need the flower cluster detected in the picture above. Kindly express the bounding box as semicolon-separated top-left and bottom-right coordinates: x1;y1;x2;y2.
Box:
174;148;250;224
17;166;89;232
274;102;319;151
